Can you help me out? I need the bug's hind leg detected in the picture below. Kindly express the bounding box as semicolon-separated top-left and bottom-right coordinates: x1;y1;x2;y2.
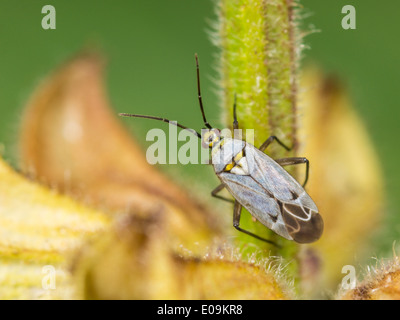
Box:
211;183;234;203
275;157;310;187
233;201;280;248
259;136;291;153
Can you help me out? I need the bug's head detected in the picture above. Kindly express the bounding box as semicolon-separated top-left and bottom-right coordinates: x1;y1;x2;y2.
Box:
202;128;221;149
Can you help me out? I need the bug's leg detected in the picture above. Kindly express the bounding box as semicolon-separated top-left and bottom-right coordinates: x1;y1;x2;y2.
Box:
233;201;280;247
211;184;234;203
275;157;310;187
259;136;291;153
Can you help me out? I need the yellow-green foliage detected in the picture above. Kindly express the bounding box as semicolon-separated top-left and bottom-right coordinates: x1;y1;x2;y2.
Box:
0;158;110;299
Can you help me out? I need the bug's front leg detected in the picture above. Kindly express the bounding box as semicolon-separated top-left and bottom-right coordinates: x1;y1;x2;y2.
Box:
211;183;234;203
233;201;280;247
259;136;291;153
275;157;310;187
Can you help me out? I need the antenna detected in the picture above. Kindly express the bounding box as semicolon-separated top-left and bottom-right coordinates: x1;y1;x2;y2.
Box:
195;53;212;129
119;54;214;138
233;93;238;130
119;113;201;138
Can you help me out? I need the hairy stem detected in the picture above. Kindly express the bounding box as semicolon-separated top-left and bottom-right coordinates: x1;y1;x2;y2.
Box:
218;0;301;286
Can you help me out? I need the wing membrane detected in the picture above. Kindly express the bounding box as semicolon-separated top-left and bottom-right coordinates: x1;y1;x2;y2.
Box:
217;143;323;243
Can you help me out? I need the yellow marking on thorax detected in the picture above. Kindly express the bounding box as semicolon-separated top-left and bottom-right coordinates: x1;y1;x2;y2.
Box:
233;150;244;163
224;162;235;172
224;149;245;172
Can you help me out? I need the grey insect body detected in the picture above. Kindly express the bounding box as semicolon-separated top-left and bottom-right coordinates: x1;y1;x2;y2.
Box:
212;138;323;243
119;54;323;245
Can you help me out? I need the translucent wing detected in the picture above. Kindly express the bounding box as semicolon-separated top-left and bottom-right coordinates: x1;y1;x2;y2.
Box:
216;143;323;243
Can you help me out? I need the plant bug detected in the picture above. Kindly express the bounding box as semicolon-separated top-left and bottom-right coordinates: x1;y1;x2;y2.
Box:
119;54;323;244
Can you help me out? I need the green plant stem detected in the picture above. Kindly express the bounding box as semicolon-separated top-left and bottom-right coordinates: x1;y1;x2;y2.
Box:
218;0;301;288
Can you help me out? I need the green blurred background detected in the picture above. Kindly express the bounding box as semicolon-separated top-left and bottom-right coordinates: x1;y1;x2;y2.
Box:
0;0;399;255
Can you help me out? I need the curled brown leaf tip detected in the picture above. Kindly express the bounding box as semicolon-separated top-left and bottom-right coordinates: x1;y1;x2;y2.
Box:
19;52;220;253
299;69;384;295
